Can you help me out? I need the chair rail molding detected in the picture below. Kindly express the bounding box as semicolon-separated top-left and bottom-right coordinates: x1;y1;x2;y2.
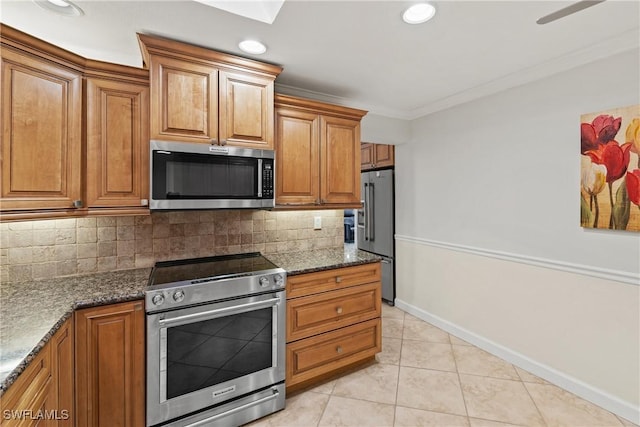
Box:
394;235;640;286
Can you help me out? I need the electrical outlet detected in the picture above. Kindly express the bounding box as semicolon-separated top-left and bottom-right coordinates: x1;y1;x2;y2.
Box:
313;216;322;230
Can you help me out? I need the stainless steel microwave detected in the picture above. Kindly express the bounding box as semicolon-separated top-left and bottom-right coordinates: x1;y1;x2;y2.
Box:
150;140;275;210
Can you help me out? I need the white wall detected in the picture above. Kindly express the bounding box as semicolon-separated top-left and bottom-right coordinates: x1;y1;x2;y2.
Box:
395;49;640;420
361;113;410;145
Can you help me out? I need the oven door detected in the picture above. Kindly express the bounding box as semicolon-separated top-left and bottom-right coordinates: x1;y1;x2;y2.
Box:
146;291;285;427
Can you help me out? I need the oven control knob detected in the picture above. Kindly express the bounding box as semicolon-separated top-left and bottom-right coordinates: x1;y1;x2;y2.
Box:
173;290;185;303
152;294;165;306
274;274;285;288
259;276;270;287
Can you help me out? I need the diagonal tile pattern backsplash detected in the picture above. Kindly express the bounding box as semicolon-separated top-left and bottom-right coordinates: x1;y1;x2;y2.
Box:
1;210;345;283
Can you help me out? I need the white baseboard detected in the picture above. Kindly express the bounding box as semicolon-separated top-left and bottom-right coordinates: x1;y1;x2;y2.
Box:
394;298;640;425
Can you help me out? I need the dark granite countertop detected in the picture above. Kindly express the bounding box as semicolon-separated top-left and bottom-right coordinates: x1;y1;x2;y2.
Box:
265;245;381;276
0;268;151;394
0;245;381;395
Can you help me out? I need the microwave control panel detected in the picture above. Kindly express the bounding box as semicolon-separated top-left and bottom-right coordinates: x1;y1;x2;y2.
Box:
262;161;274;198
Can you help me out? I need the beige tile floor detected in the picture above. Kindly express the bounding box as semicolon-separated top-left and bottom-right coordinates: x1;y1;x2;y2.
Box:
249;305;638;427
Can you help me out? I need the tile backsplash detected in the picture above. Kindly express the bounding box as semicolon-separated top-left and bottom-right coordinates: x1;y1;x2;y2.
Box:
0;210;344;283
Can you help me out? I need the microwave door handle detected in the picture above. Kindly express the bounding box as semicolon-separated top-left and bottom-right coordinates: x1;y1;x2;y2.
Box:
257;159;263;198
158;297;280;328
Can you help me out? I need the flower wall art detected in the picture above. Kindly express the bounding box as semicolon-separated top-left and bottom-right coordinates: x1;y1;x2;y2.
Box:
581;105;640;232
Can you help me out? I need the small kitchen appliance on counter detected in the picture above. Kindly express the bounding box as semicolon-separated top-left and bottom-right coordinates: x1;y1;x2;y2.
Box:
145;253;286;427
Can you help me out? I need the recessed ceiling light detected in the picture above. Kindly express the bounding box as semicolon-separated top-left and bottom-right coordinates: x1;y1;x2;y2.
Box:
238;40;267;55
403;3;436;24
33;0;84;16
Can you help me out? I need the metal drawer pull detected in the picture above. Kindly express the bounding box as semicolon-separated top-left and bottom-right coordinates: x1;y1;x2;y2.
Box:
335;276;342;283
336;346;343;354
185;388;280;427
336;307;343;314
158;297;280;327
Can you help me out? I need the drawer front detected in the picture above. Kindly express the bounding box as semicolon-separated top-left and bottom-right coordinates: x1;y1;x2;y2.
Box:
1;345;53;424
287;262;381;299
287;282;381;342
286;318;381;388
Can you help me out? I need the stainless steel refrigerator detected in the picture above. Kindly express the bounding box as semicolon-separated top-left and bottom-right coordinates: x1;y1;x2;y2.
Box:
357;169;395;304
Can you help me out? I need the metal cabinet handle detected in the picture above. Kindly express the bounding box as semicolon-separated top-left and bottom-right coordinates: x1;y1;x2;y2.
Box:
336;306;343;314
72;200;83;208
158;297;280;327
185;388;280;427
335;276;342;283
210;138;218;145
336;346;343;354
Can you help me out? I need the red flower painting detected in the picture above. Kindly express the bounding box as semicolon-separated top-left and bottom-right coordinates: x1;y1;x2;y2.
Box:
581;115;622;154
627;170;640;207
580;106;640;231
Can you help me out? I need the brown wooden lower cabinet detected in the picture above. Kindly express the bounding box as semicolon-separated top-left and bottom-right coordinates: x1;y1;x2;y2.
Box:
285;262;382;392
75;300;145;427
0;318;73;427
286;318;381;389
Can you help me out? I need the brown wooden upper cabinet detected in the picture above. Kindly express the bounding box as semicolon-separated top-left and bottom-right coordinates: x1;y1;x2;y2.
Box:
85;61;150;213
138;34;282;149
0;33;83;213
275;95;367;208
361;142;395;170
0;25;150;220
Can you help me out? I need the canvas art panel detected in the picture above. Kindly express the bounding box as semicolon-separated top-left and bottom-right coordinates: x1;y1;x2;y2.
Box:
580;104;640;232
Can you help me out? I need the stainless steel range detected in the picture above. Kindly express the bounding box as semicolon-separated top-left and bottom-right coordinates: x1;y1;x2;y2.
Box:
145;253;286;427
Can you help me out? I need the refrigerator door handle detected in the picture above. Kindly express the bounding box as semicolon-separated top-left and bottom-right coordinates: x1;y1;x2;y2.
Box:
363;182;369;241
368;182;375;241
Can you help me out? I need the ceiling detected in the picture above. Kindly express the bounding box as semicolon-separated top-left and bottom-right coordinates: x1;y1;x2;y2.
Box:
1;0;639;120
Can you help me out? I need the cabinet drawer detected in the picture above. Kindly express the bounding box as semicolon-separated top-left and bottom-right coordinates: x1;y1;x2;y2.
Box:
287;262;381;299
1;345;52;423
286;318;381;388
287;282;380;342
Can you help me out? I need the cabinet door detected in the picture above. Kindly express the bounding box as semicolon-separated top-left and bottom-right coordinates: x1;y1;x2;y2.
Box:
75;301;144;427
1;48;82;211
148;55;218;144
320;116;361;205
51;319;74;427
360;143;374;170
219;70;274;149
374;144;394;168
275;108;320;205
86;78;149;210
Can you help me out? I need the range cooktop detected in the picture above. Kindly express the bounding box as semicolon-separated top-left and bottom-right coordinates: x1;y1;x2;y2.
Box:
145;253;286;313
149;252;280;287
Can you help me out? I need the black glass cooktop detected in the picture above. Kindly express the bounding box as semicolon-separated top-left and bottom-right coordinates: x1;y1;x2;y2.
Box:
149;253;279;286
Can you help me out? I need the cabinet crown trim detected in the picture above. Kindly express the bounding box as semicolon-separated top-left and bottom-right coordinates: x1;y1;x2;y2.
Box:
137;33;283;77
1;24;149;82
1;24;85;71
275;93;367;120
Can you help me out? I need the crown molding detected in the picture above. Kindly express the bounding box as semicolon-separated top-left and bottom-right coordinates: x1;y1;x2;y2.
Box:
277;28;640;122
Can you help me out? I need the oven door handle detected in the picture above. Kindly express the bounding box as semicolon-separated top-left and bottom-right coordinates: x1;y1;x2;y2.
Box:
158;297;281;328
184;388;281;427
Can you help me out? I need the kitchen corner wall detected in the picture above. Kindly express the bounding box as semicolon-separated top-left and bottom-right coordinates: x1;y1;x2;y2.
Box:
395;48;640;419
0;210;344;283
